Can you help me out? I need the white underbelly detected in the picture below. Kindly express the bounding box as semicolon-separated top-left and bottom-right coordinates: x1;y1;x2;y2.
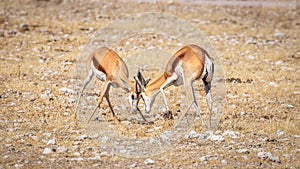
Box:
91;62;106;82
173;61;184;86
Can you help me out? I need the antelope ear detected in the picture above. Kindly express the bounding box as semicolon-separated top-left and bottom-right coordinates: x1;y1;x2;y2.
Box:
121;78;130;92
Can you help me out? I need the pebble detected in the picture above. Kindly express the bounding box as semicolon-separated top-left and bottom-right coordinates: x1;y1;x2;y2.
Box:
47;138;56;145
57;146;69;153
257;151;281;163
74;152;81;156
76;134;88;141
58;87;76;95
237;148;250;154
222;130;240;139
247;55;256;60
43;147;53;154
276;130;284;136
144;158;155;165
185;130;200;139
207;134;224;142
221;159;228;165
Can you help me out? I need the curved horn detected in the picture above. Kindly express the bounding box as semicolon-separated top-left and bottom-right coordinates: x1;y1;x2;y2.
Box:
134;76;145;91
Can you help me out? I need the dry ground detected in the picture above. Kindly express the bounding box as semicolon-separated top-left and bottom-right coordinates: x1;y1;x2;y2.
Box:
0;0;299;168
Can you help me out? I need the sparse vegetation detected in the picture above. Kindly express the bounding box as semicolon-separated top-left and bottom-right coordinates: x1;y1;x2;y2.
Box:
0;0;299;168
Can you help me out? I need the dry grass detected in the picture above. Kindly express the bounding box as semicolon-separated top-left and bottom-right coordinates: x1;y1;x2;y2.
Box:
1;0;299;168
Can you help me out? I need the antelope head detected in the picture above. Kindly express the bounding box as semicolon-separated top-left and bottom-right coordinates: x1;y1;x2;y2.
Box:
134;70;152;113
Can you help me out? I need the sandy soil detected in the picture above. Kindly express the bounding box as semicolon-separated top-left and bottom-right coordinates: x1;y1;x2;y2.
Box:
0;0;299;168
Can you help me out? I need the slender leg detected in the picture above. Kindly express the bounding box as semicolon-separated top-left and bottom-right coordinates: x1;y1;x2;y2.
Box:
174;101;194;128
203;80;213;128
87;80;111;123
188;83;204;126
75;69;94;113
175;80;205;127
137;107;148;122
159;75;177;118
104;85;115;116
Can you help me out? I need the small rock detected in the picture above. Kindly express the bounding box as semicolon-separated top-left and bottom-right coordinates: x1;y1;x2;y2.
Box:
207;134;224;142
160;131;172;142
57;146;69;153
58;87;76;95
222;130;240;139
221;159;228;165
101;136;109;143
90;134;99;139
258;151;281;163
76;134;88;140
274;31;285;38
74;152;80;156
100;151;109;156
185;130;199;139
200;156;208;162
47;138;56;145
240;111;247;116
276;130;284;136
29;135;39;141
129;163;137;168
247;55;256;60
144;158;154;165
43;147;53;154
270;155;281;163
88;155;101;160
237;148;250;154
268;82;278;87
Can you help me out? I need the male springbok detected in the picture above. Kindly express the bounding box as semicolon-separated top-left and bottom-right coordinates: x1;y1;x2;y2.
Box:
134;44;214;126
75;47;146;122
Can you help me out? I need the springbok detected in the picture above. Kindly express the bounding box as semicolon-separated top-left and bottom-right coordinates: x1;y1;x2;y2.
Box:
134;44;214;126
75;47;146;122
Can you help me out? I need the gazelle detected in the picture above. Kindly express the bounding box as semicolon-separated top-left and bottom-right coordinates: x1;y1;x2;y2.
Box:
75;47;146;122
134;44;214;127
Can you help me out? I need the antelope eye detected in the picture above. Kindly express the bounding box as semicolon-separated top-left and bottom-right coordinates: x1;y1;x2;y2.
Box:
131;94;134;100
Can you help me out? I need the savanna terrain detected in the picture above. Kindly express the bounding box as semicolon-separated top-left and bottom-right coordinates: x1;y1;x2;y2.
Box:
0;0;299;168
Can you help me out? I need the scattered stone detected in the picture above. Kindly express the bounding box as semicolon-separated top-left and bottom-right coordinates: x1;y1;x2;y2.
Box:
57;146;69;153
276;130;284;136
58;87;76;95
70;157;84;161
258;152;281;163
100;151;109;156
47;138;56;145
240;111;247;116
144;158;154;165
222;130;240;139
274;31;285;38
43;147;53;154
88;155;101;161
221;159;228;165
237;148;250;154
247;55;256;60
268;82;278;87
199;155;208;162
90;134;99;139
160;131;172;142
76;134;88;141
129;163;137;168
185;130;200;139
101;136;109;143
207;134;224;142
74;152;81;156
